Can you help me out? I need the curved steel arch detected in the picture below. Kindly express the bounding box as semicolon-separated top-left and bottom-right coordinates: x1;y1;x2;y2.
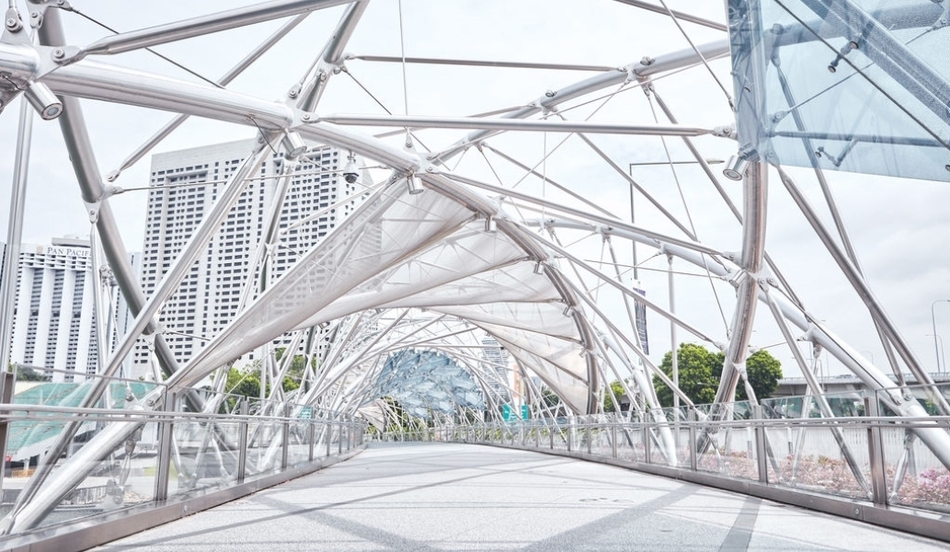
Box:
0;0;947;535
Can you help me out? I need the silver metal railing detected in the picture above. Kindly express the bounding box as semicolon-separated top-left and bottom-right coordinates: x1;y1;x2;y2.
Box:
384;391;950;542
0;372;366;548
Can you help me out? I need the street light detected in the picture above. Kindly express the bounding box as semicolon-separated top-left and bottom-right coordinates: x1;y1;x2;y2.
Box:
926;334;945;377
932;300;950;373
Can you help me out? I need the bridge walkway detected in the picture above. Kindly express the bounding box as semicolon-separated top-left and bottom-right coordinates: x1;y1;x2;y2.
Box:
93;443;949;551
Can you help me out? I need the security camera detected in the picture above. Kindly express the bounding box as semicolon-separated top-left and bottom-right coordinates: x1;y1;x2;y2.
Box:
343;154;358;184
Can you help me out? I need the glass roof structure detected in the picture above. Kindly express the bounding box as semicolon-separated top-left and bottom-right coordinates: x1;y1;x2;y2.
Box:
373;350;484;419
0;0;949;536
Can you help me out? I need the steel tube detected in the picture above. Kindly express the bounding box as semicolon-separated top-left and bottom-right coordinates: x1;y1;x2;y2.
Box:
764;288;871;495
714;162;768;405
111;12;311;179
446;173;721;256
775;167;945;405
116;146;270;394
865;396;888;506
773;63;906;381
351;54;618;72
799;0;950;127
613;0;727;31
41;59;294;129
434;39;729;160
771;130;945;148
0;100;33;378
298;1;368;111
81;0;350;56
3;9;189;524
932;300;949;373
772;3;943;48
319;114;712;136
0;42;40;84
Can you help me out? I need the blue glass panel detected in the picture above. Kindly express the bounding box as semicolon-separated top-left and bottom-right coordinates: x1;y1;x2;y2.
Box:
372;349;484;418
728;0;950;182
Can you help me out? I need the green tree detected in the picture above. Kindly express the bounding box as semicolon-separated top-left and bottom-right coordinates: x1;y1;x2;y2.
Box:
735;349;782;401
602;380;627;413
652;344;782;407
225;366;261;398
222;363;301;408
541;386;560;408
274;347;315;390
654;343;719;407
13;365;48;382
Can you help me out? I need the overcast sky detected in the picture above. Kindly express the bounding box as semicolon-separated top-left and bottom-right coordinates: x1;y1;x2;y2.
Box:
0;0;948;379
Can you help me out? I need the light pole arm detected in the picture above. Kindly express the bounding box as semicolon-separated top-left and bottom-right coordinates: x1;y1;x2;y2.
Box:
933;300;950;373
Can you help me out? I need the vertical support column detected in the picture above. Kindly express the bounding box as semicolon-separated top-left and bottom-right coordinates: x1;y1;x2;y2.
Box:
237;399;248;483
669;255;679;449
281;404;290;470
326;424;332;457
643;425;652;464
753;405;769;484
688;409;698;472
338;423;343;454
549;426;554;449
308;417;315;462
611;424;618;459
155;391;176;501
567;418;574;452
714;161;768;405
586;425;592;454
0;102;33;378
0;372;16;497
866;394;888;506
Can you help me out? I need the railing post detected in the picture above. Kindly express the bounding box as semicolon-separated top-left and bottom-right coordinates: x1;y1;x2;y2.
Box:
567;418;574;452
753;405;768;484
281;404;290;470
308;413;315;462
865;393;888;506
154;391;176;501
611;424;618;459
237;398;249;483
643;424;651;464
338;423;343;454
327;423;332;457
688;409;697;472
549;425;554;449
586;424;592;454
0;371;16;498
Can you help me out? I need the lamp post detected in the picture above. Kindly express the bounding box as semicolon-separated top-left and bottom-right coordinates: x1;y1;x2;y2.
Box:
932;300;950;373
926;334;946;378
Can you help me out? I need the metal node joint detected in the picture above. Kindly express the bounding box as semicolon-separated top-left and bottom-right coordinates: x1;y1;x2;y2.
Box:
4;8;23;34
711;124;737;139
722;147;756;180
20;0;72;31
83;200;101;223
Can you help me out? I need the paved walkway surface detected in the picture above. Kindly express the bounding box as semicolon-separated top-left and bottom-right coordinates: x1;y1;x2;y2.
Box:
94;443;950;551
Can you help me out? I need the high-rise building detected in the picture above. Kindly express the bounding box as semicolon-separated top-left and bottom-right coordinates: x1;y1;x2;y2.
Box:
481;334;511;402
137;140;368;369
4;237;98;382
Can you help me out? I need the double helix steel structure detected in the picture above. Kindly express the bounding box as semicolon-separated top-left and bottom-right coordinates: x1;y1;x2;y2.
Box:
0;0;949;548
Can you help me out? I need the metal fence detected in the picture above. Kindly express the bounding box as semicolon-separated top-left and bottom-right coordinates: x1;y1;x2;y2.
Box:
385;397;950;542
0;378;366;551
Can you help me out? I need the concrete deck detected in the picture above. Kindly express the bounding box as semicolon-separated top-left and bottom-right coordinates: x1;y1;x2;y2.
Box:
93;443;950;551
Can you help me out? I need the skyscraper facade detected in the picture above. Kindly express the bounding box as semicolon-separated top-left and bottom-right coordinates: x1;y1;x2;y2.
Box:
137;140;366;369
7;237;98;381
